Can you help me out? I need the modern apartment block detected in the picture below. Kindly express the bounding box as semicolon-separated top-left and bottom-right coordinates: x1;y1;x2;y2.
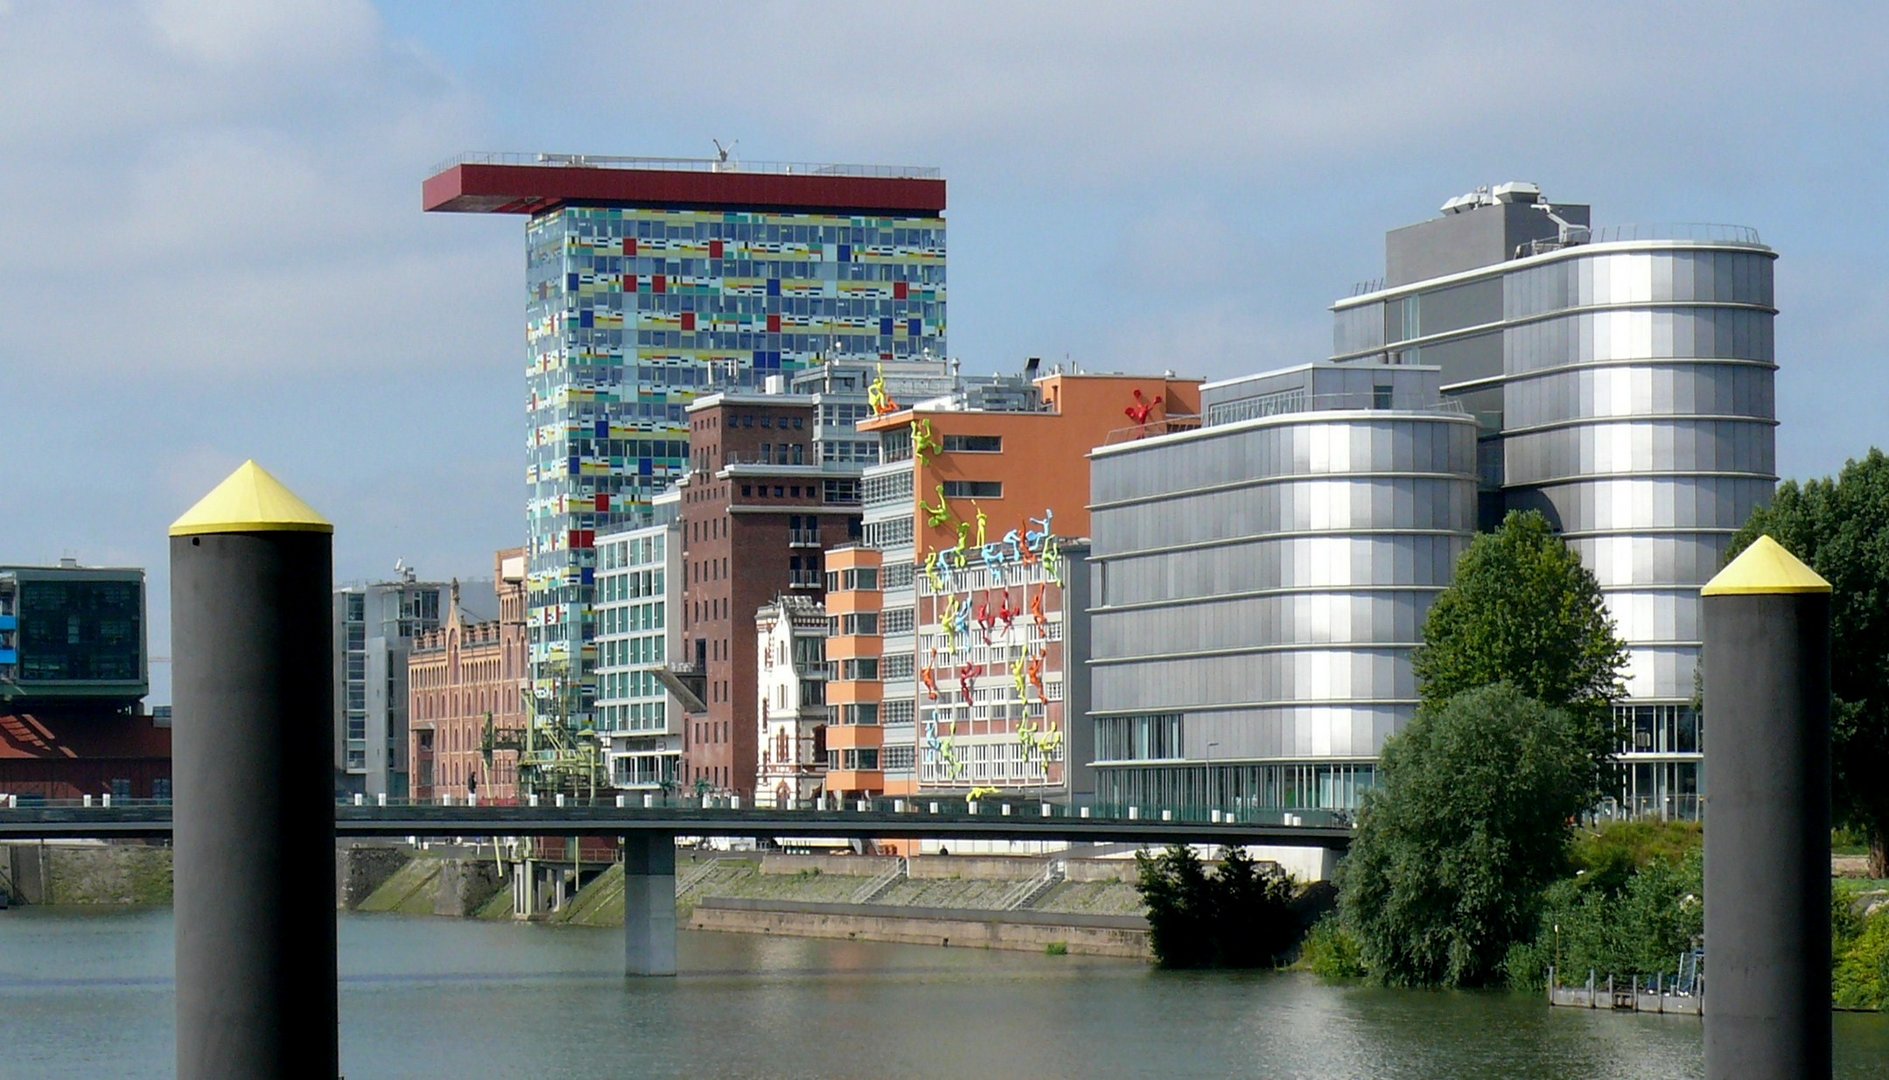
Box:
754;595;830;807
1087;364;1479;812
0;560;167;802
674;392;862;798
595;494;683;791
407;550;528;803
423;153;946;730
1330;184;1777;815
824;369;1202;801
0;562;147;710
333;570;474;798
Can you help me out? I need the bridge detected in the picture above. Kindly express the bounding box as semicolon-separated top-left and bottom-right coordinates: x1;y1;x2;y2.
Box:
0;800;1355;847
0;798;1350;978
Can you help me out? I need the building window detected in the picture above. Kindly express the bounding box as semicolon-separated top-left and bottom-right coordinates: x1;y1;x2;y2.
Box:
942;481;1002;499
942;434;1002;453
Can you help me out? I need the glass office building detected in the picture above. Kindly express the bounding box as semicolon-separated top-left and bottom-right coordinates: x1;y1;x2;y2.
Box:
1087;364;1478;812
1331;184;1777;817
0;563;147;709
426;154;946;711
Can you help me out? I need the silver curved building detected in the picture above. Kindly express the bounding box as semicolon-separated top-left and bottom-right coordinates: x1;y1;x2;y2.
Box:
1086;364;1479;812
1331;185;1777;816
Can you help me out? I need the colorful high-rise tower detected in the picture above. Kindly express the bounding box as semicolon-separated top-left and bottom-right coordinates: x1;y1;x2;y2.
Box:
424;153;946;719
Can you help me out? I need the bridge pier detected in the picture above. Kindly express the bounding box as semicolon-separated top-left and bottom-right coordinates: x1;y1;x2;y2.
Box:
623;833;677;976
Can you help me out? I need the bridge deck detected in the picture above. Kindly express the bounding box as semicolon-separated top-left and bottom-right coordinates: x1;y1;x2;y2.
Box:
0;805;1352;848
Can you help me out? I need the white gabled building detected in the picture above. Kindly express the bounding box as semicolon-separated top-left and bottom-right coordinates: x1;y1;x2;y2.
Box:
754;595;829;808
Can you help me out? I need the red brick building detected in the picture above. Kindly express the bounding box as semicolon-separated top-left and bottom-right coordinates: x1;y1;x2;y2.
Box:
0;711;171;801
408;549;527;802
676;392;861;798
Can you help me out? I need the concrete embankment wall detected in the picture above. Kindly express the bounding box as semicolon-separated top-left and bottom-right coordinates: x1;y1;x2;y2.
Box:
2;841;172;905
352;851;504;917
690;897;1151;959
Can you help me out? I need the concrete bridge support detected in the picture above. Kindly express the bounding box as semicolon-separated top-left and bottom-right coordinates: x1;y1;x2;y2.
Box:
623;833;677;976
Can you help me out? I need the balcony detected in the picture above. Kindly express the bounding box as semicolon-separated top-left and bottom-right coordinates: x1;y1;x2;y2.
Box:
788;529;821;548
787;570;821;589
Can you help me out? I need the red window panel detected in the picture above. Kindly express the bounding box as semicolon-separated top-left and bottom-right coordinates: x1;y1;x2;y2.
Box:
767;314;781;333
652;276;666;294
682;312;696;331
893;281;909;299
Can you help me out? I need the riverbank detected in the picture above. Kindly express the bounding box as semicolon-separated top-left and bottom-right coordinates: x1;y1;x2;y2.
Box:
345;847;1158;958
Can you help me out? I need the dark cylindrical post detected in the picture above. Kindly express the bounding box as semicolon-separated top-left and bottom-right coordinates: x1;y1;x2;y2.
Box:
1701;535;1833;1080
170;461;337;1079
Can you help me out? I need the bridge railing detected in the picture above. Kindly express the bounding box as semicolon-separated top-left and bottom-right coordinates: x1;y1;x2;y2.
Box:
0;791;1359;829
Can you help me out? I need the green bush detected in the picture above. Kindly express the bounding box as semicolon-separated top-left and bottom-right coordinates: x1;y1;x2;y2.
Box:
1045;941;1069;956
1343;685;1594;988
1570;820;1702;893
1135;845;1297;969
1835;903;1889;1010
1505;850;1702;992
1299;914;1366;979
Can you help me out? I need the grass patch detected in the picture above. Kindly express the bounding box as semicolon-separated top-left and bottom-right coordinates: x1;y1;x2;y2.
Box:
1045;942;1068;956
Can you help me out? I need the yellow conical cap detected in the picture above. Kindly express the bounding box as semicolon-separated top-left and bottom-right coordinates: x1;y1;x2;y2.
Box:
169;460;333;537
1702;534;1830;596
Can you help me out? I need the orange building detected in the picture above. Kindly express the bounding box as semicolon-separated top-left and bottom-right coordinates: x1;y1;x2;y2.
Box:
823;371;1200;801
409;549;527;803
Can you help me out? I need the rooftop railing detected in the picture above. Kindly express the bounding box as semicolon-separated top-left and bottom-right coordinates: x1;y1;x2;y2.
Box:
431;151;942;181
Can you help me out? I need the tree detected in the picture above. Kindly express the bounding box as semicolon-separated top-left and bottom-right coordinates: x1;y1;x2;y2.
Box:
1134;845;1299;969
1413;509;1630;773
1341;684;1594;988
1729;448;1889;876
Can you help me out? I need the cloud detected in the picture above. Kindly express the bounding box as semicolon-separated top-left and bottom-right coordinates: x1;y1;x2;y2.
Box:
0;0;500;379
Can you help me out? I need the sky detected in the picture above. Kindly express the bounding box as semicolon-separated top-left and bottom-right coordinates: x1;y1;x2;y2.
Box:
4;1;1886;705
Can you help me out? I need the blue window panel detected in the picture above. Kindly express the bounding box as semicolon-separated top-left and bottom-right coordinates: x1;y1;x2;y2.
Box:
908;318;922;337
567;273;579;291
580;310;593;328
580;567;595;586
639;458;653;476
568;456;581;474
880;317;894;336
595;420;608;438
837;244;851;262
766;279;781;297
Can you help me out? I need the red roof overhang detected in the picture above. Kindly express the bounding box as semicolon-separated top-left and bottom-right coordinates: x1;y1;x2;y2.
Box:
423;164;946;217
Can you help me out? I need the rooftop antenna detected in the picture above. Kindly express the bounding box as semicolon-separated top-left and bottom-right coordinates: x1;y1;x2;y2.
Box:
712;139;738;172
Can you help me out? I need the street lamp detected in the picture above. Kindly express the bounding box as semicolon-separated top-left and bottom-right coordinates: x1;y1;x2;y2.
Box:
1206;741;1220;818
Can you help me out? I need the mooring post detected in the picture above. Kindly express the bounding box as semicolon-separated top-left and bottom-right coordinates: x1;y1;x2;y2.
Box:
169;461;337;1079
623;832;677;976
1702;536;1833;1080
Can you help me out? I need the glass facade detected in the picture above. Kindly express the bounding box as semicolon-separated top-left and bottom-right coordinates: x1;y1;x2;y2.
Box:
1333;222;1777;816
0;569;146;705
595;518;682;788
1088;384;1479;812
522;204;946;712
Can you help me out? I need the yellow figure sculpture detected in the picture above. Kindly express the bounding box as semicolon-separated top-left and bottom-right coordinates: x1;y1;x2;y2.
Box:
924;549;943;593
1012;656;1028;700
922;483;950;528
974;503;988;548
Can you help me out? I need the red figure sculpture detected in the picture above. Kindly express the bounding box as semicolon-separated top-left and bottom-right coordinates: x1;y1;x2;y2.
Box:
1124;387;1164;429
920;664;939;702
958;661;978;703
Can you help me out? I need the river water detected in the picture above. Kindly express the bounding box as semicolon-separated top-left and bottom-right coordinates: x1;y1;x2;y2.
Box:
2;908;1886;1078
